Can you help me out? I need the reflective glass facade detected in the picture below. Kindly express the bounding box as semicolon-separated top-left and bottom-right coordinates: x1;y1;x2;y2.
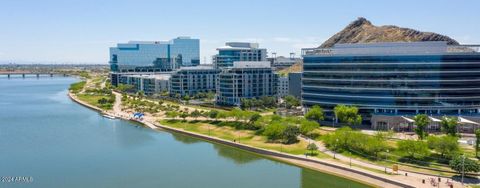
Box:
213;42;267;69
302;42;480;120
110;37;200;72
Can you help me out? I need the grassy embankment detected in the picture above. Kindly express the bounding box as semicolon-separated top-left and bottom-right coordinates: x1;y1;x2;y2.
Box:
159;119;330;158
70;75;114;110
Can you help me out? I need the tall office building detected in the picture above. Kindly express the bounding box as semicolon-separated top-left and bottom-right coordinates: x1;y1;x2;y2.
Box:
302;41;480;130
216;61;277;106
277;76;289;97
169;65;220;97
288;72;302;98
109;37;200;72
213;42;267;69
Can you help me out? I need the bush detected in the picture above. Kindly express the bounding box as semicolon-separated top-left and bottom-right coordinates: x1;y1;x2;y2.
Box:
334;105;362;126
263;122;286;141
397;140;430;159
305;105;324;122
449;155;480;174
282;125;300;144
300;119;320;136
427;135;459;159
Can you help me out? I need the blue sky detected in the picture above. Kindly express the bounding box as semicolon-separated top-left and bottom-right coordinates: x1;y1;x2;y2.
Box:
0;0;478;64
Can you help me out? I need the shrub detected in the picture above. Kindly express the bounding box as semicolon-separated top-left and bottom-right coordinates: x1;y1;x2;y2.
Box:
397;140;430;159
449;155;480;174
427;135;459;159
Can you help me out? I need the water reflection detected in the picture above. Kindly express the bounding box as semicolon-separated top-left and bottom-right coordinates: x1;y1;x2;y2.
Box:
213;144;261;165
112;119;157;148
171;132;203;144
301;168;371;188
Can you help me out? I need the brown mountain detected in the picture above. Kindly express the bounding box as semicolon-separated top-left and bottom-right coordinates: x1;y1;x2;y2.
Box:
320;17;459;48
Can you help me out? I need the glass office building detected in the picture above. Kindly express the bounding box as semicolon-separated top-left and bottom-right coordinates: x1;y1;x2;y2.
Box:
110;37;200;72
302;42;480;127
213;42;267;69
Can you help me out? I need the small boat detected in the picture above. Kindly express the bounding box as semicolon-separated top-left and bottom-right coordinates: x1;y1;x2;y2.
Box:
102;114;116;119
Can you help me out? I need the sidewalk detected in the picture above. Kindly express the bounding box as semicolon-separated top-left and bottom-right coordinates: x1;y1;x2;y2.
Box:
299;136;463;188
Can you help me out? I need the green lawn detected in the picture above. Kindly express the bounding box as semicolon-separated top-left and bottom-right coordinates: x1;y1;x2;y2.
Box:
159;119;315;156
69;81;86;94
77;94;113;110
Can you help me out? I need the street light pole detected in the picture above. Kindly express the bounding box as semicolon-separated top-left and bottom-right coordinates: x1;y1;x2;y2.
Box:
349;151;352;168
334;138;339;159
462;154;465;185
385;149;389;173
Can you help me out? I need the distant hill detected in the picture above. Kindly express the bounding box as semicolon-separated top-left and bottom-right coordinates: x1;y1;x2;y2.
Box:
320;17;459;48
280;17;460;74
277;61;302;76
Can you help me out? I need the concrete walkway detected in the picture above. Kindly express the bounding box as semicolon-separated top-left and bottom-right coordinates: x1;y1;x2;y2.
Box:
299;136;464;187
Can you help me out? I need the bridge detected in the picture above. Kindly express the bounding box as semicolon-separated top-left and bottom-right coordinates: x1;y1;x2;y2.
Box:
0;72;69;78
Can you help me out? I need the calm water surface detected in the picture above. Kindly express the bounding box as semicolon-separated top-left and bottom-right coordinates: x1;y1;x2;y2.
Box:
0;77;370;188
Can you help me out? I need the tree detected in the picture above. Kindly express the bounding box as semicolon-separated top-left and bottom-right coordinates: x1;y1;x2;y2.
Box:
307;143;318;156
179;112;188;121
259;96;277;108
190;110;201;120
240;98;251;110
476;129;480;158
300;120;320;136
441;116;458;137
413;114;430;140
427;136;459;158
263;122;286;141
98;98;108;105
249;113;262;124
334;105;362;127
397;140;430;159
206;91;215;102
117;84;134;93
136;91;145;99
449;155;480;174
305;105;324;122
208;110;219;121
217;111;228;120
230;108;244;122
282;125;300;144
166;111;179;119
323;127;354;151
183;95;191;104
284;95;300;109
174;93;181;100
365;134;388;158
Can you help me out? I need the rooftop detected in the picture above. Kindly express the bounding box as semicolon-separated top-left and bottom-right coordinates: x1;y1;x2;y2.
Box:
302;41;480;57
125;73;172;80
114;37;197;47
217;42;262;50
178;65;216;70
232;61;271;69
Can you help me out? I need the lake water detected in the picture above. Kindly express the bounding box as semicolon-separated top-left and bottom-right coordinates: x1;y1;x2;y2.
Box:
0;77;370;188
